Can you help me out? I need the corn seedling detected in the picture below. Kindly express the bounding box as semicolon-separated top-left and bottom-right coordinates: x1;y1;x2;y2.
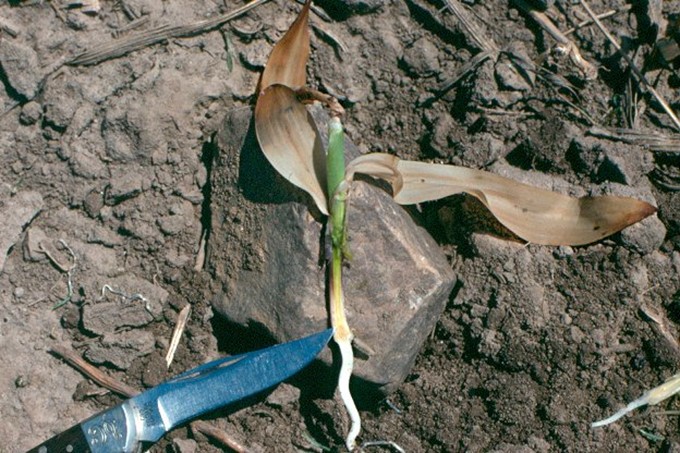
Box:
254;1;656;448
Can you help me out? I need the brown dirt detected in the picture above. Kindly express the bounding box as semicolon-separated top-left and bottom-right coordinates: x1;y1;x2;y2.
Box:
1;0;680;452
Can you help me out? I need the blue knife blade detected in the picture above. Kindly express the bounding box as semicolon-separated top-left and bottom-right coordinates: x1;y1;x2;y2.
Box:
27;328;333;453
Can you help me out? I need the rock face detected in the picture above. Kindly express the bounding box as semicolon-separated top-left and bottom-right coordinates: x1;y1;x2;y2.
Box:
209;107;456;393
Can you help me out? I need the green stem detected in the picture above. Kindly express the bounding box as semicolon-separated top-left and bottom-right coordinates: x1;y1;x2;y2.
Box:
327;117;346;251
326;116;361;450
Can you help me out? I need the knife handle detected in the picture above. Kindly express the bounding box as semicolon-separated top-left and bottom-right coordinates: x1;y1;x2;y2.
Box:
26;423;91;453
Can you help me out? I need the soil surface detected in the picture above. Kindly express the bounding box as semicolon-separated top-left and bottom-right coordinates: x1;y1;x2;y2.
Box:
1;0;680;452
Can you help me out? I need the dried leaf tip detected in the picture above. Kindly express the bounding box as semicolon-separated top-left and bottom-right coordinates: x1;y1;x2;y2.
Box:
259;0;312;91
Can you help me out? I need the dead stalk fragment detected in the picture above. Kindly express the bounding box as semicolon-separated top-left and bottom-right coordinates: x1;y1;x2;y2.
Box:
563;6;630;36
50;345;138;398
578;0;680;131
443;0;498;52
512;0;597;80
588;126;680;153
69;0;270;66
166;304;192;368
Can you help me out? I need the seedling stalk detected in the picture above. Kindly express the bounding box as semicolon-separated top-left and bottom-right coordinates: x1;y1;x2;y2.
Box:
326;116;361;450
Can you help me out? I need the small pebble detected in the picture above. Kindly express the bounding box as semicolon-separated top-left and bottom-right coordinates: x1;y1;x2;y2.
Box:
14;375;29;388
172;438;198;453
19;101;42;125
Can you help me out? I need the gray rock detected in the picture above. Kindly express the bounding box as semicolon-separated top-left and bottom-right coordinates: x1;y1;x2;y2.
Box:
265;382;301;408
495;44;534;92
84;329;155;370
22;227;49;262
0;39;41;99
424;111;455;157
596;182;664;254
568;135;654;185
157;199;195;236
173;438;199;453
0;190;43;274
495;63;529;92
67;141;107;179
42;82;83;129
619;215;666;255
599;145;654;186
332;0;383;14
470;58;500;107
83;187;105;217
401;37;440;77
106;169;144;204
82;299;156;335
19;101;42;125
209;107;456;393
239;41;271;69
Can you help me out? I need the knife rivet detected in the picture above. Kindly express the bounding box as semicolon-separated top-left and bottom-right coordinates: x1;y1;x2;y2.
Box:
38;447;47;453
66;446;74;452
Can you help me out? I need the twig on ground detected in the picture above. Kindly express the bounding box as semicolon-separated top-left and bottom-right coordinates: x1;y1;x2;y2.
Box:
563;5;630;36
294;0;331;22
651;168;680;192
191;421;248;453
384;399;402;414
0;18;19;37
69;0;270;66
512;0;597;80
592;373;680;428
443;0;498;53
118;0;140;20
426;0;499;103
50;345;138;397
195;229;208;271
312;23;347;60
588;126;680;153
579;0;680;131
48;0;68;23
436;1;534;103
476;106;535;118
552;92;598;125
112;15;150;38
166;304;192;368
38;240;72;273
432;50;494;98
595;343;637;356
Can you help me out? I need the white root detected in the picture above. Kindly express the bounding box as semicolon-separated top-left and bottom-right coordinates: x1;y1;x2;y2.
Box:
337;337;361;450
592;373;680;428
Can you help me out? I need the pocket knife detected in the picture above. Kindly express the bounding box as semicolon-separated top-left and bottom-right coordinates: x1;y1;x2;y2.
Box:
27;329;333;453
